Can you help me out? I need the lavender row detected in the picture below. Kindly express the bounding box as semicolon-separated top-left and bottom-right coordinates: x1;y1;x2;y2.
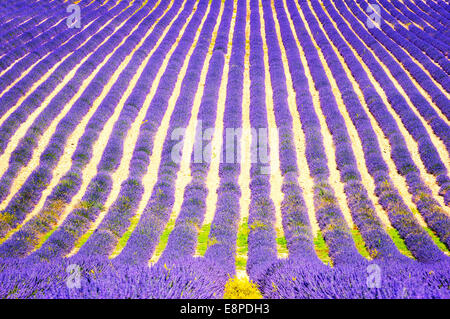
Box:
328;0;450;246
417;0;448;21
158;0;234;265
408;23;450;55
344;0;450;120
203;0;247;276
245;0;280;281
0;2;145;242
353;0;449;91
0;1;109;159
389;0;434;29
30;0;199;262
74;0;219;259
339;1;450;144
0;256;228;298
376;0;449;43
0;2;131;211
111;0;220;265
0;3;52;44
313;0;450;257
29;0;203;260
373;0;409;24
411;0;450;26
272;0;401;263
4;257;449;298
0;1;29;24
274;0;365;267
260;1;318;264
0;1;115;118
69;0;209;260
0;0;104;86
393;21;450;75
0;0;51;40
288;0;412;262
402;0;449;31
286;0;389;265
0;1;109;96
260;258;450;298
426;0;450;19
375;0;450;40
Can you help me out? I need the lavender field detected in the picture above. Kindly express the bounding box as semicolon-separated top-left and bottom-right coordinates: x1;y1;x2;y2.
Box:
0;0;449;299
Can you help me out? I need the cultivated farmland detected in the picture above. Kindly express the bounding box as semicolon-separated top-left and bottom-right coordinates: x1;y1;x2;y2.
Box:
0;0;449;299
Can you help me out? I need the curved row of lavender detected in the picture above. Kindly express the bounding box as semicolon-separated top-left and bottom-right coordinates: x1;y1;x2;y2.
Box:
0;0;448;298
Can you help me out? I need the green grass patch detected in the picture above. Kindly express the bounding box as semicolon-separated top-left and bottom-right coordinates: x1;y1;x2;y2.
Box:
236;218;249;271
35;228;57;251
424;227;449;254
236;256;247;270
276;227;288;257
313;231;332;266
410;207;449;254
110;213;145;258
351;227;370;259
196;223;211;256
74;229;94;250
387;227;415;259
149;218;176;262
